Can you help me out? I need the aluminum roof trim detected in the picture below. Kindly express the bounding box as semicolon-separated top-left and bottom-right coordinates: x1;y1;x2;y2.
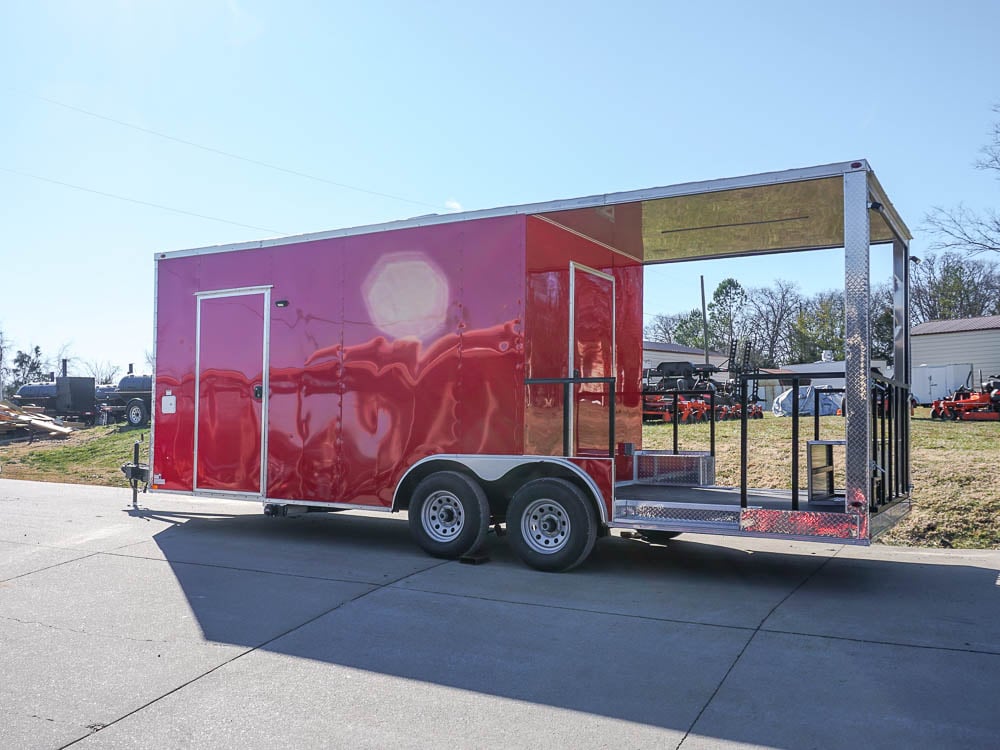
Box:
155;160;883;261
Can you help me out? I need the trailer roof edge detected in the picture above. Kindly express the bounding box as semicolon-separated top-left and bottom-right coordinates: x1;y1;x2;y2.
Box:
155;159;910;261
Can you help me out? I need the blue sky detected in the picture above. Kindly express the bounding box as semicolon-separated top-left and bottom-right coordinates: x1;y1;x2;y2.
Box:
1;0;997;377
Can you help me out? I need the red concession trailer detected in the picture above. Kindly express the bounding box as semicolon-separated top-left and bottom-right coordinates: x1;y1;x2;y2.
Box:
151;161;914;571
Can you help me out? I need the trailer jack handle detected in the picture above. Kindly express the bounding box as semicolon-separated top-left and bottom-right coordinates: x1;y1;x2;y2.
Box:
120;439;150;509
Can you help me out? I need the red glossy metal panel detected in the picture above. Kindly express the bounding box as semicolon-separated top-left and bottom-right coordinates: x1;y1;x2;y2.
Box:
196;293;266;493
264;239;343;502
612;263;643;480
152;258;199;490
572;266;614;456
537;202;645;261
524;217;643;482
566;457;614;519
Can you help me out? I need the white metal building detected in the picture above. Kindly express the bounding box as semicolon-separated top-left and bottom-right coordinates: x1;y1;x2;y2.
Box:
911;316;1000;391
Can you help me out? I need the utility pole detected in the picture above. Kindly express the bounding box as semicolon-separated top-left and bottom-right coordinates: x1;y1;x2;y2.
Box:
700;275;710;366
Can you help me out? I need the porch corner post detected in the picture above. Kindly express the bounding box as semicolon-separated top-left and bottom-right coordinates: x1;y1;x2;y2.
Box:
843;168;872;530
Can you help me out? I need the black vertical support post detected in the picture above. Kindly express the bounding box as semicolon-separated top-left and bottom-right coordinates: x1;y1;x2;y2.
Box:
131;440;140;508
608;385;616;459
887;386;895;501
740;376;749;508
814;389;821;441
709;391;716;457
672;392;679;455
870;384;878;509
879;390;892;505
562;382;571;457
791;379;800;510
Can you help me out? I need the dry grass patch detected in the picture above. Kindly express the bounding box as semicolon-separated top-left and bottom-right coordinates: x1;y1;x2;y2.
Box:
642;408;1000;549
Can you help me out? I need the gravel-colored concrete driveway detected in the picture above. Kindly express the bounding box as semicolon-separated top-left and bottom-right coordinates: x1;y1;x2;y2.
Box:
1;478;998;749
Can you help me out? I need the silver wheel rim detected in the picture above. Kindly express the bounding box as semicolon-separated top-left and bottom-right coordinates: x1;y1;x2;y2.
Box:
128;405;142;423
421;490;465;543
521;498;571;555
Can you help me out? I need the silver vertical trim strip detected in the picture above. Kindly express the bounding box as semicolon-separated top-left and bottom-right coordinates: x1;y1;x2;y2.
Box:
843;170;872;526
567;263;576;453
193;296;202;490
260;288;271;497
149;258;160;487
568;262;617;459
193;286;272;496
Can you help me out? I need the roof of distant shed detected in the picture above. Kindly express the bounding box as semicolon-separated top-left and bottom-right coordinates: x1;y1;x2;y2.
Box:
911;315;1000;335
643;341;726;357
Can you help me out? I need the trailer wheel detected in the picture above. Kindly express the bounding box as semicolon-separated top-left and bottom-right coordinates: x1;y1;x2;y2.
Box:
126;399;147;426
507;478;597;572
408;471;490;559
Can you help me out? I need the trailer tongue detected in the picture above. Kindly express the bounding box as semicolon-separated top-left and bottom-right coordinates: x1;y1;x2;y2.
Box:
151;160;913;571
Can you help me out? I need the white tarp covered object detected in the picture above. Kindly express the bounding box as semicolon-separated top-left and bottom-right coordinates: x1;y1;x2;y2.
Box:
772;386;843;417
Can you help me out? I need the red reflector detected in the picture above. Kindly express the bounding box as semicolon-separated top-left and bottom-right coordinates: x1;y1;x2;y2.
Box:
850;161;862;168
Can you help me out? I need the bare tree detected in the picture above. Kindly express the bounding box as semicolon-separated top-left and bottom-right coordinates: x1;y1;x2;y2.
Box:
143;349;155;373
744;280;801;366
0;325;9;398
924;204;1000;256
925;105;1000;256
869;280;895;362
910;251;1000;323
84;360;121;385
644;313;681;343
45;342;80;377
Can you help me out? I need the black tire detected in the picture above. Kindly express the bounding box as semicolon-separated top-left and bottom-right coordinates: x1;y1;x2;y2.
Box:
639;530;681;544
507;478;598;572
930;408;939;420
408;471;490;559
126;399;147;426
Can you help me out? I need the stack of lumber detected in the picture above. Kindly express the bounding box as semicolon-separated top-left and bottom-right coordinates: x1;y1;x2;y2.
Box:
0;401;73;439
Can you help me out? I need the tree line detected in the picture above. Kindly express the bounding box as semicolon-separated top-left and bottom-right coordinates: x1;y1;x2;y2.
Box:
645;251;1000;368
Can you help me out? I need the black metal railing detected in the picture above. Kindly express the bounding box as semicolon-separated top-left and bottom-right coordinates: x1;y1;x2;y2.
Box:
737;371;845;510
525;376;616;458
651;389;717;457
870;374;912;512
735;371;911;512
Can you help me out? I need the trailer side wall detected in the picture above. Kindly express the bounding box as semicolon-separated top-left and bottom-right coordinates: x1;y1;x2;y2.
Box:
153;216;527;505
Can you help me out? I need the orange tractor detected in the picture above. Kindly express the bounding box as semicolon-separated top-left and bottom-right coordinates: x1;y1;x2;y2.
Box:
930;376;1000;421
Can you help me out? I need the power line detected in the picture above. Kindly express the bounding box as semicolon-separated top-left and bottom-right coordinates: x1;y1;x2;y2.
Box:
21;91;443;211
0;166;284;234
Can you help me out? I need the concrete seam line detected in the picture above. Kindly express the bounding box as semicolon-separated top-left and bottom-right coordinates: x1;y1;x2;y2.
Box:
397;584;757;634
0;551;101;584
55;559;451;749
759;627;1000;658
674;549;841;750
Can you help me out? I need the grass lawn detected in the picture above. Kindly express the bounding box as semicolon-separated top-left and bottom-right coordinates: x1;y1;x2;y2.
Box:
0;424;150;487
1;409;997;549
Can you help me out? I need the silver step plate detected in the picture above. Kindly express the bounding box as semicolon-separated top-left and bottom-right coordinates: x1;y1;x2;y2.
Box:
613;498;741;531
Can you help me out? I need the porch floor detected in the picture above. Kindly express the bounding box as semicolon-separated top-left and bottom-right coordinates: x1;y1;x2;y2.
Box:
615;483;847;513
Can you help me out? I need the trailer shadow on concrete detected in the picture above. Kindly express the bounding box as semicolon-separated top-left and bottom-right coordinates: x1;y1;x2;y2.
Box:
130;506;1000;749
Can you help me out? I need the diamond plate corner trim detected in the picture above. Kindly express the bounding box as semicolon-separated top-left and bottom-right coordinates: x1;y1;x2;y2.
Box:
740;508;860;539
843;170;871;525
